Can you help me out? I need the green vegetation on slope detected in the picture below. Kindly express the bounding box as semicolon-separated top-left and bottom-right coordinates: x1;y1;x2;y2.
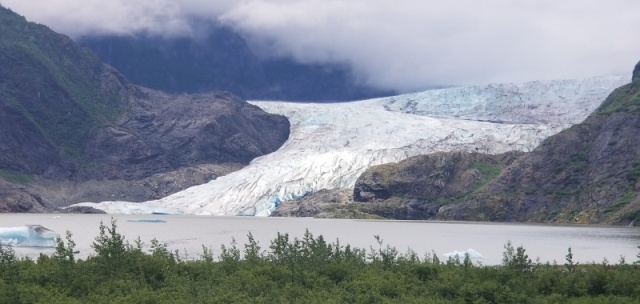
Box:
0;5;125;158
597;67;640;116
597;83;640;115
1;220;639;303
0;169;32;185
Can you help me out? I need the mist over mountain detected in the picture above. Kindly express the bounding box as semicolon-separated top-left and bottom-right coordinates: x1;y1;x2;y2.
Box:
3;0;639;92
76;22;395;101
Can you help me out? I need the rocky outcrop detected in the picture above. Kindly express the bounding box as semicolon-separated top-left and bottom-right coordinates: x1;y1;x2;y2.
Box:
633;60;640;82
349;151;523;219
0;6;290;212
0;181;56;213
271;189;363;218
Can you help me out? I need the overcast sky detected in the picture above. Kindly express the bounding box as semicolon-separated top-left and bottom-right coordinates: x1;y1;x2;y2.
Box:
2;0;639;93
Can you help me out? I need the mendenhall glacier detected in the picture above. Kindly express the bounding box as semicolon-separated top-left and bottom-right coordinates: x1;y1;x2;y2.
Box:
71;76;629;216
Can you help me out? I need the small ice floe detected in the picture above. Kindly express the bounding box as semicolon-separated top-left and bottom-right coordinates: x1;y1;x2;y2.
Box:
443;248;485;260
126;219;167;223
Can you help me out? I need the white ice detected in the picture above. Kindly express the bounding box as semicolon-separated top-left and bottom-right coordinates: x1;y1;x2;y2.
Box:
443;248;486;260
71;76;629;216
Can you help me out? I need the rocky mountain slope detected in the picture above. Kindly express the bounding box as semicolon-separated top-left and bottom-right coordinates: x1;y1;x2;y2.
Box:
77;24;393;101
0;6;289;212
72;76;628;216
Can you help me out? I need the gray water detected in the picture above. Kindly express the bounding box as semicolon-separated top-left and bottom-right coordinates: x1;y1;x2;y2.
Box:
2;214;639;265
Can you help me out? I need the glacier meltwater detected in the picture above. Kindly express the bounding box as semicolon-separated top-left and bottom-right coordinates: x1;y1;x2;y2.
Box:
71;76;629;216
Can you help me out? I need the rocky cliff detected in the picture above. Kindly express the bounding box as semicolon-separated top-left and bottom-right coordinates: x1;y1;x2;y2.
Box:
0;6;290;212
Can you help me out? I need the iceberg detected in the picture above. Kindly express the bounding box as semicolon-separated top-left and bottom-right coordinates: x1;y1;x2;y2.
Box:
71;76;629;216
0;225;59;247
127;219;167;223
443;248;486;260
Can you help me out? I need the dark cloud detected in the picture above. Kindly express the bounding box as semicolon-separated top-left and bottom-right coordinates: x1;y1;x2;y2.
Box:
2;0;639;92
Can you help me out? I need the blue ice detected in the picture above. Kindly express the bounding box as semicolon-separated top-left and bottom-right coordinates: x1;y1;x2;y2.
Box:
0;225;59;247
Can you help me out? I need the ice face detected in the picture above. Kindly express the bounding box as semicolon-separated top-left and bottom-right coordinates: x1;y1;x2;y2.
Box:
71;76;629;216
0;225;59;247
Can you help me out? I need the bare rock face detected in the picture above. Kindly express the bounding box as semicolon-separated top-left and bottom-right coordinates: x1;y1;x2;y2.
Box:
81;88;290;182
0;182;56;213
633;60;640;82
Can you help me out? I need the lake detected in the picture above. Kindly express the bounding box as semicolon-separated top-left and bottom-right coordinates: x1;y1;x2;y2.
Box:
2;214;639;265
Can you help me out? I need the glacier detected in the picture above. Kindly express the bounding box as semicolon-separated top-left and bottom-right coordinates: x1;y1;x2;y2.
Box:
0;225;59;247
71;76;629;216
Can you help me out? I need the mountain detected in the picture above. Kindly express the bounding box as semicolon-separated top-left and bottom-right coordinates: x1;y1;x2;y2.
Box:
77;24;394;101
0;6;289;212
71;76;628;216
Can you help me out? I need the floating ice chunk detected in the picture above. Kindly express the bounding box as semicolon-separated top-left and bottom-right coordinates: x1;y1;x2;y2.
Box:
0;225;59;247
443;248;485;260
126;219;167;223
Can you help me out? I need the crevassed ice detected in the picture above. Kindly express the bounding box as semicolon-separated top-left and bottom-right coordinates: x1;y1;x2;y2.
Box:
71;76;629;216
